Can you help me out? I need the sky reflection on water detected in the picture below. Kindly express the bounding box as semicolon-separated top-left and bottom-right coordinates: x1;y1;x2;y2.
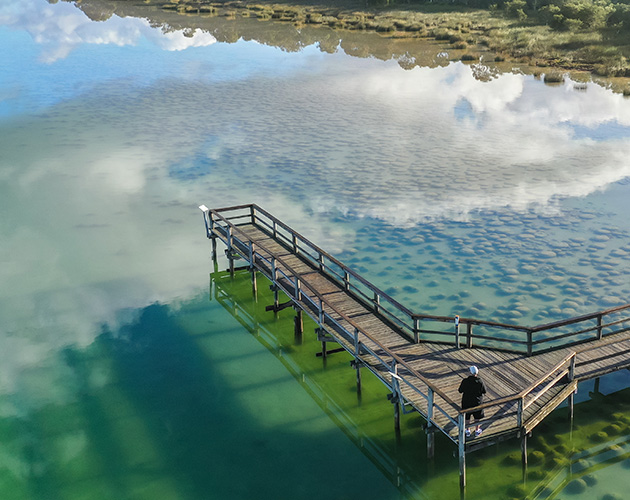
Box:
2;0;630;400
1;0;630;498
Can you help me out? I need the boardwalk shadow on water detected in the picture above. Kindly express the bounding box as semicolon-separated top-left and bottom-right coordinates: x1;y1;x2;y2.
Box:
3;270;630;500
0;290;404;499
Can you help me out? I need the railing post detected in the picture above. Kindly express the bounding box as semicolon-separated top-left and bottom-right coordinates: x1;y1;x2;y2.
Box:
226;225;234;275
413;317;420;343
248;241;255;270
294;276;302;301
568;354;576;422
271;257;278;309
344;270;350;292
273;220;277;239
466;323;473;348
597;314;603;340
209;212;217;260
517;398;523;428
227;225;233;253
527;330;533;356
199;205;218;262
292;234;298;254
454;315;460;349
250;205;257;226
198;205;210;236
392;361;400;431
318;253;324;272
354;328;362;395
318;298;324;325
374;292;380;314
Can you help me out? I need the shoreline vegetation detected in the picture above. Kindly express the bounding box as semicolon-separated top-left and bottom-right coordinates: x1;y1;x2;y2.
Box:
73;0;630;91
157;0;630;76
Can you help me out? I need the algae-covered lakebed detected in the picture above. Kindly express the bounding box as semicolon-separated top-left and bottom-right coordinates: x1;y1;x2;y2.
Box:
1;0;630;498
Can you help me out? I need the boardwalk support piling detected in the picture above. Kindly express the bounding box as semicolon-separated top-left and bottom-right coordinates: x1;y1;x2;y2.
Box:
251;270;258;297
227;252;234;275
353;329;362;395
427;388;435;459
351;359;362;395
265;299;292;313
458;413;466;490
521;429;528;477
315;328;341;357
294;309;303;340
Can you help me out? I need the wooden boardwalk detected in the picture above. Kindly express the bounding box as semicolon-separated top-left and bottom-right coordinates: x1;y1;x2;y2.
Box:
199;203;630;488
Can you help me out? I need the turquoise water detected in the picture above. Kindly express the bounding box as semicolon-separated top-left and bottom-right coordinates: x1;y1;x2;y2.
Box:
2;0;630;498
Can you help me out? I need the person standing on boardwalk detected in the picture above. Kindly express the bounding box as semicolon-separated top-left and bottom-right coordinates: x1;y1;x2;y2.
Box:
458;365;486;437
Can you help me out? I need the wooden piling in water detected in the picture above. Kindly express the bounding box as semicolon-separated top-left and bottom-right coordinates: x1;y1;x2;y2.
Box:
427;388;435;459
521;430;528;478
294;309;303;340
458;414;466;489
427;429;435;460
251;269;258;296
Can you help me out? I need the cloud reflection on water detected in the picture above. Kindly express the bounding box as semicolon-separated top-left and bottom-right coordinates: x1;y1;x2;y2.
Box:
1;0;630;414
0;0;215;63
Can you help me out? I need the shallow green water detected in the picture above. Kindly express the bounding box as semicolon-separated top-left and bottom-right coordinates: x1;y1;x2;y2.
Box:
2;0;630;498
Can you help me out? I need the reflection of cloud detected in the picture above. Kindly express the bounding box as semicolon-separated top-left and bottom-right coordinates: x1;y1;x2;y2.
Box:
0;0;215;62
2;17;630;411
293;60;630;224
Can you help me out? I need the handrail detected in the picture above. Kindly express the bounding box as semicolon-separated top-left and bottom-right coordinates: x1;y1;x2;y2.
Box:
411;313;529;332
457;352;575;415
520;352;575;401
530;304;630;333
249;204;417;317
209;208;460;414
205;203;630;355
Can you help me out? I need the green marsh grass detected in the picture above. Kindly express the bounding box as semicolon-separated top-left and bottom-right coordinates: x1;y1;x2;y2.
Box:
155;0;630;77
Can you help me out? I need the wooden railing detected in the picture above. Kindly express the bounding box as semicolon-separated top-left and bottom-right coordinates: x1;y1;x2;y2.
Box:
200;203;630;357
457;352;576;429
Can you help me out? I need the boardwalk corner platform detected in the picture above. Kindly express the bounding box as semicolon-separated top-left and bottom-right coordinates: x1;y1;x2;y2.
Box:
199;203;630;489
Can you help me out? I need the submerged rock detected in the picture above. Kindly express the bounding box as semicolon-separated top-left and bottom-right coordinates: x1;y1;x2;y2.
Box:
565;478;587;494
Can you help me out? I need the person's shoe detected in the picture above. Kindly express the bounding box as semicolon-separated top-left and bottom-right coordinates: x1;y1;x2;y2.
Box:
465;429;471;437
475;428;483;437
